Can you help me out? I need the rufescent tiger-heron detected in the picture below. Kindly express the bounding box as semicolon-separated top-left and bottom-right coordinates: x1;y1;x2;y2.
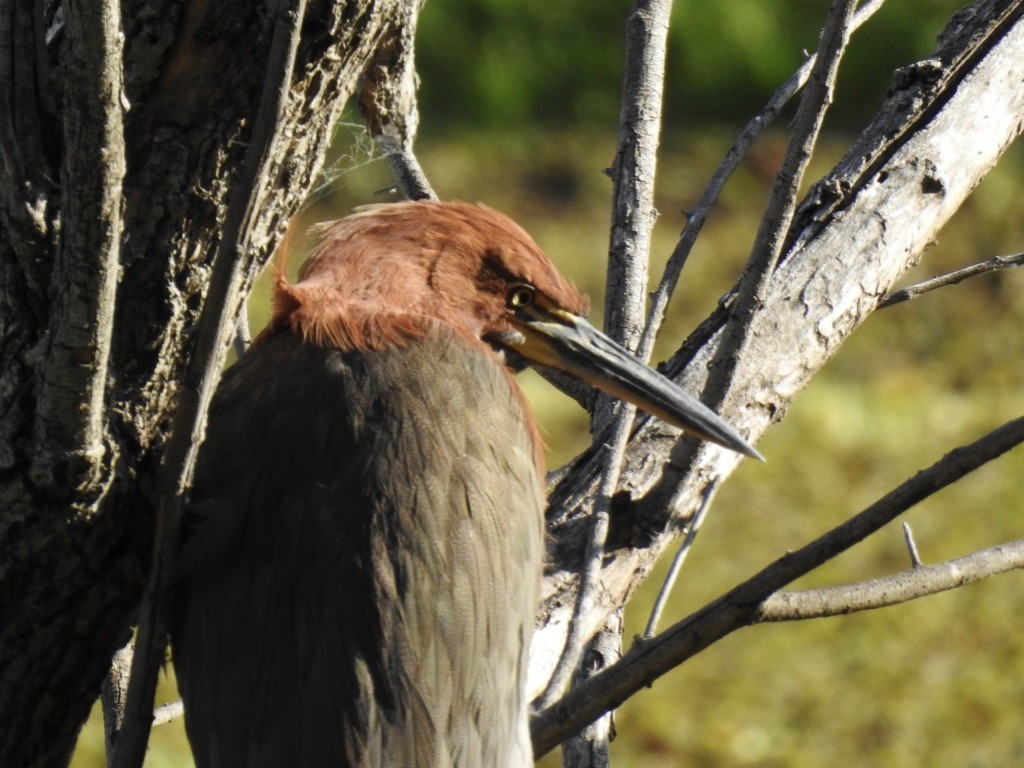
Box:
169;200;761;768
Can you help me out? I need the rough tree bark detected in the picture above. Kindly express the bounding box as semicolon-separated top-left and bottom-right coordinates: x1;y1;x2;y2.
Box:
0;2;414;765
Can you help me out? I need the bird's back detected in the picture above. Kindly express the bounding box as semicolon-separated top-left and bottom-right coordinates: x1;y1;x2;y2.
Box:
170;328;544;768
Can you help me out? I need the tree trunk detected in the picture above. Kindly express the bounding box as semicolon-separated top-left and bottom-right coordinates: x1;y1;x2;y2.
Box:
0;1;409;764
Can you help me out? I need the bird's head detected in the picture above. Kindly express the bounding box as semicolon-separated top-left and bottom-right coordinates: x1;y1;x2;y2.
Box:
268;200;760;459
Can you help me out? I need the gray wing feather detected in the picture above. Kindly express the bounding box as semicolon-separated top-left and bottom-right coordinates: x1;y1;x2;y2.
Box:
170;330;542;768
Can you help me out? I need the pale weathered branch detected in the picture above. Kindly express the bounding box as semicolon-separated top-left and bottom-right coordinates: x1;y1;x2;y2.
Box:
532;415;1024;756
537;0;673;714
902;521;924;567
601;0;672;372
643;479;719;638
233;306;253;358
359;0;436;202
152;700;184;728
880;250;1024;308
540;0;857;696
628;0;857;544
635;0;889;364
537;418;634;711
705;0;857;410
531;0;1024;700
560;610;623;768
759;538;1024;620
101;644;132;768
30;0;125;499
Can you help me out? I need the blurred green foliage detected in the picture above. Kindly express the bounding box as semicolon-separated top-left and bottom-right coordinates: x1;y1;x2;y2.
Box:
71;1;1024;766
417;0;964;135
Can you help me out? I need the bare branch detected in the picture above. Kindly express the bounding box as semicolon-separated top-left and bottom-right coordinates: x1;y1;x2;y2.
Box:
712;0;857;387
760;539;1024;621
538;418;634;709
628;0;857;575
643;479;719;638
636;0;888;364
597;0;672;415
880;251;1024;308
233;304;252;359
112;2;310;766
30;0;125;498
532;415;1024;757
152;700;184;728
359;0;436;202
532;3;1024;700
537;0;673;710
902;521;923;567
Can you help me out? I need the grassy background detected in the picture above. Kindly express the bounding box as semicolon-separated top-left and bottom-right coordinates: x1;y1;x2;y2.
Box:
71;1;1024;765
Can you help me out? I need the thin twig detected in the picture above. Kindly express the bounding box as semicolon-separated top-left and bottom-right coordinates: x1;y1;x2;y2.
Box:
879;251;1024;308
651;0;857;509
111;3;308;767
643;479;720;638
636;0;887;364
638;0;858;539
536;0;673;711
531;415;1024;756
760;538;1024;620
152;700;185;727
382;140;436;201
902;521;923;567
30;0;125;495
727;0;858;349
597;0;672;418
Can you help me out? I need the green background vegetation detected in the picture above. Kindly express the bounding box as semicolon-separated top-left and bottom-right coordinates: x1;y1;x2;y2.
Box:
72;0;1024;765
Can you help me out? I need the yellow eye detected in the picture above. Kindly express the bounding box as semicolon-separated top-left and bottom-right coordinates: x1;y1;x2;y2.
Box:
507;284;535;309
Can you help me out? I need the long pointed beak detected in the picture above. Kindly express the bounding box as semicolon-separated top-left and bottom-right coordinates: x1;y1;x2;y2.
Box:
506;307;764;461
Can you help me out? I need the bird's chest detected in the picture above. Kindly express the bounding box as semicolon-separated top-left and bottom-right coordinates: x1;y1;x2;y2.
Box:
317;333;543;539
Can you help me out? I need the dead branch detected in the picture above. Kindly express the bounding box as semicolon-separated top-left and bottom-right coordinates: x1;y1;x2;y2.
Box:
880;250;1024;308
532;415;1024;756
531;2;1024;700
760;538;1024;620
538;0;675;717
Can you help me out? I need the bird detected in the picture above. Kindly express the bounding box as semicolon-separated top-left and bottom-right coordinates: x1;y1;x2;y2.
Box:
168;200;760;768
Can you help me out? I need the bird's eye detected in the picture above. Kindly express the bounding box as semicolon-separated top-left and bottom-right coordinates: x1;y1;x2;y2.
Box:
507;284;535;309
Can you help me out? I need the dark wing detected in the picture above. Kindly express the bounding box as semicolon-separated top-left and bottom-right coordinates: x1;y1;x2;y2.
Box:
169;329;543;768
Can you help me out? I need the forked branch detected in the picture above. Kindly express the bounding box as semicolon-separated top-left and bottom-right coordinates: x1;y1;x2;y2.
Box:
537;0;674;717
532;416;1024;756
760;539;1024;621
880;250;1024;308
